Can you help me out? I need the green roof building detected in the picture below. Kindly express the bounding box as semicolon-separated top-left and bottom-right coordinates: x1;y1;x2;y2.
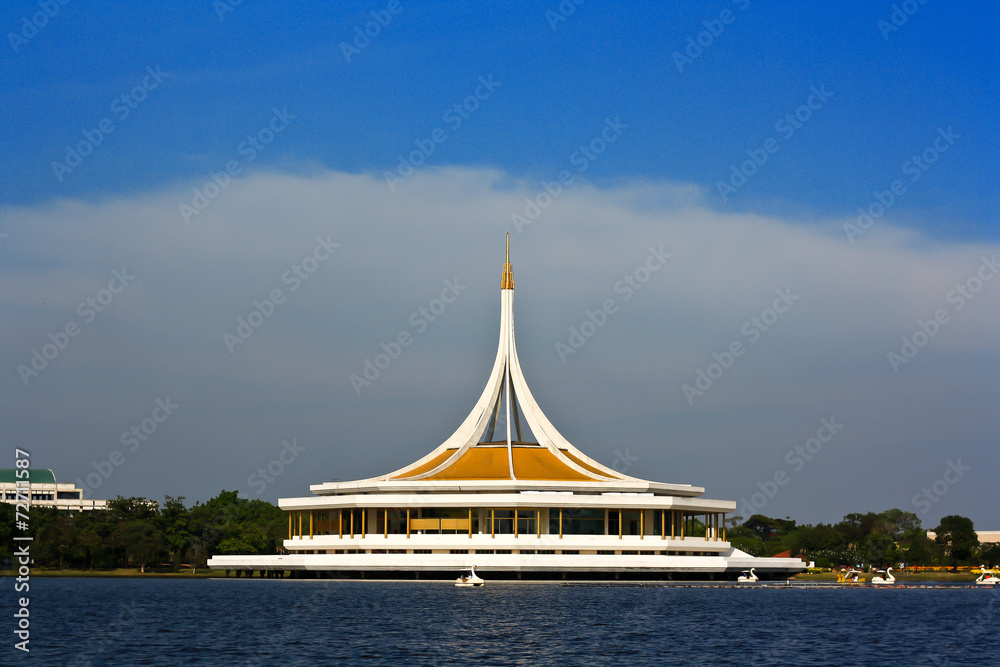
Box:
0;468;107;510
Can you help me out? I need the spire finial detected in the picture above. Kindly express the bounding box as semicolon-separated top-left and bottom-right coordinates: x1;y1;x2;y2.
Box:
501;232;514;290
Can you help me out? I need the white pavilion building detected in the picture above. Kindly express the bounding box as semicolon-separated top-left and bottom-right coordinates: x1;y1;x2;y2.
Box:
208;238;805;580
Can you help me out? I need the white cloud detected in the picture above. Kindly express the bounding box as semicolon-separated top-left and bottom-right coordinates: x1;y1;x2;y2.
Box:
1;167;996;526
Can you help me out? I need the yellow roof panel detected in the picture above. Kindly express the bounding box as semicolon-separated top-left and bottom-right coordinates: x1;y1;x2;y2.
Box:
561;450;618;478
421;447;511;480
389;450;456;479
410;446;603;481
513;448;597;481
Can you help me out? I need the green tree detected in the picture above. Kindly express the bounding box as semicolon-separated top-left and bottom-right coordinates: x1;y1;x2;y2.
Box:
743;515;782;541
121;521;165;572
979;542;1000;566
934;515;979;565
862;533;898;567
903;531;939;566
875;508;921;538
159;496;191;569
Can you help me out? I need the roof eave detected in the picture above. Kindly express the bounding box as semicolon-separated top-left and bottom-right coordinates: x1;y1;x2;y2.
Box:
309;478;704;497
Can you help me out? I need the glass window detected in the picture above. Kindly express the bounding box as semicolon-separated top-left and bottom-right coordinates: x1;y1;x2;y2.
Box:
608;510;642;536
549;508;605;535
492;510;515;534
375;509;407;535
515;509;537;536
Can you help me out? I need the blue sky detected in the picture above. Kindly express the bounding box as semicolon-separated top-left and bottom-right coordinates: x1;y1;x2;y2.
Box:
1;1;997;528
4;1;997;233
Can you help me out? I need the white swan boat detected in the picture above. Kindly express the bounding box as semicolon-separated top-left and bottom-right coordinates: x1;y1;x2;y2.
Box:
737;568;758;583
975;566;999;586
871;567;895;585
455;565;485;587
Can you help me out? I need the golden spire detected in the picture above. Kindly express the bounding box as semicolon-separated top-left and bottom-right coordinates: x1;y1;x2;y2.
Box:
501;232;514;290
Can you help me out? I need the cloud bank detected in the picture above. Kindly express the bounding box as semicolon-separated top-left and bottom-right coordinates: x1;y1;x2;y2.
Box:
2;167;997;527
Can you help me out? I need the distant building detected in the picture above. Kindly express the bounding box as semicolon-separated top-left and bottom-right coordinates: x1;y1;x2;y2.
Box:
927;530;1000;544
0;469;107;511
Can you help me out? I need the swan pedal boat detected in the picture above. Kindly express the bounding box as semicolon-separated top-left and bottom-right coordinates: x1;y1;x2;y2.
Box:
837;569;863;583
455;566;485;587
871;567;895;585
737;568;758;583
975;566;999;586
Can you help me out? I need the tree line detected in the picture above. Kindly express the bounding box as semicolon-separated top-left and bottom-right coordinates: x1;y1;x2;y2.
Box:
0;491;285;572
0;496;994;572
728;508;997;568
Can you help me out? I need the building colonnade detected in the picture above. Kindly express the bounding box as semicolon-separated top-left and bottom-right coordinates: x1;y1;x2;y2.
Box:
287;507;728;542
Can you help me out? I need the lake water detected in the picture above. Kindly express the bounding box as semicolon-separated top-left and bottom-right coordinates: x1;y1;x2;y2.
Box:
7;578;999;666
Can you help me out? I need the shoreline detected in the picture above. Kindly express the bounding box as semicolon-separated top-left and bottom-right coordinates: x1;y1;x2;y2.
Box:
791;571;980;582
2;569;986;582
1;568;218;578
